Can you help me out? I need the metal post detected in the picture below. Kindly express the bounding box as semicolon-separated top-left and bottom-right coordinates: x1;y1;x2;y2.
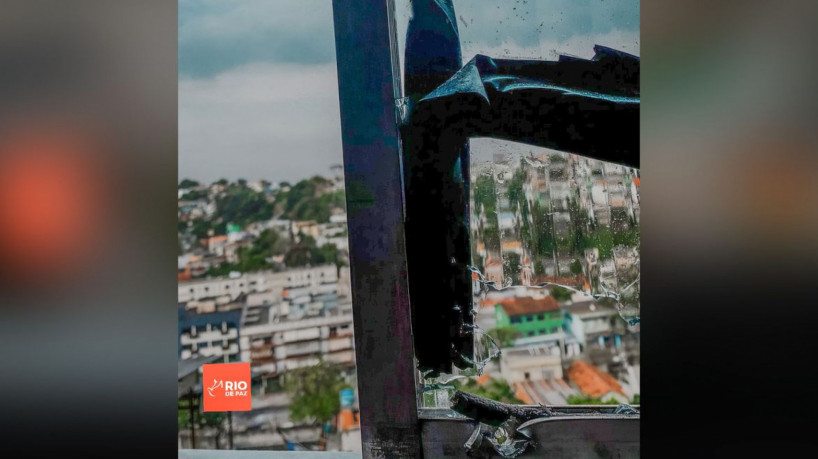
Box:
332;0;421;457
188;389;196;449
223;353;234;449
228;411;234;449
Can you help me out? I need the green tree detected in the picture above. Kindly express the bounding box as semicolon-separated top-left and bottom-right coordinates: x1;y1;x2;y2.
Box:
204;262;241;277
284;245;312;267
551;286;573;302
482;224;501;252
252;229;280;253
272;176;342;223
488;327;522;347
181;189;207;201
282;235;342;269
178;403;226;446
506;168;525;208
455;378;522;405
531;201;555;257
234;229;280;271
283;360;350;425
566;394;620;405
179;178;200;189
313;243;340;267
504;253;521;284
190;219;225;240
612;227;640;248
214;187;274;227
473;175;498;215
590;227;614;259
203;229;296;275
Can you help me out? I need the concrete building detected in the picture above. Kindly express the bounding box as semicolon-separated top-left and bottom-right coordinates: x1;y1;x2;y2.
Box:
494;295;565;339
240;300;355;388
337;267;351;298
563;300;619;356
500;344;564;383
207;235;228;256
178;308;242;362
292;220;320;241
178;265;337;304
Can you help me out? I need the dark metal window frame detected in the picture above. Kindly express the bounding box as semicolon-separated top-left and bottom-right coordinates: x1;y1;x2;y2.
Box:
332;1;639;457
332;0;421;457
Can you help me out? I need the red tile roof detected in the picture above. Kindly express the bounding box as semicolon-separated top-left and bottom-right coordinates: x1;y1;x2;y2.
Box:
566;361;625;398
514;384;534;404
497;296;560;317
531;274;587;290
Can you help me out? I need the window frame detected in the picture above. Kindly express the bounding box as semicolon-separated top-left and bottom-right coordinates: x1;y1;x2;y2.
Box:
332;1;640;457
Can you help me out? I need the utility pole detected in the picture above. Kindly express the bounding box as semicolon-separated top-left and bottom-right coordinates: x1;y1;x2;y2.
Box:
224;353;234;449
228;412;234;449
188;389;196;449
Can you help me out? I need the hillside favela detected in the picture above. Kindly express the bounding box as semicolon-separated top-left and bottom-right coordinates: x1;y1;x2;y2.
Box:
178;146;640;451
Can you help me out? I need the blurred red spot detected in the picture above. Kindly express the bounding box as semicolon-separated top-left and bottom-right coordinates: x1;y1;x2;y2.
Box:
0;129;105;282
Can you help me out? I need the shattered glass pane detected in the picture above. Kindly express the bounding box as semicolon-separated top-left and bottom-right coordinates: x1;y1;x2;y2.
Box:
463;420;532;458
468;138;640;406
486;424;531;458
394;0;640;95
470;138;641;324
419;140;641;408
399;0;641;413
455;0;640;61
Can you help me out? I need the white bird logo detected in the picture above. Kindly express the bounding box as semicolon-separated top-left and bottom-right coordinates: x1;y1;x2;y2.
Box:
207;379;223;397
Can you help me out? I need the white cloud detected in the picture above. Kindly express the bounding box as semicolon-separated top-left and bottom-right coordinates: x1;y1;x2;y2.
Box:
179;62;342;182
178;1;639;183
179;0;336;77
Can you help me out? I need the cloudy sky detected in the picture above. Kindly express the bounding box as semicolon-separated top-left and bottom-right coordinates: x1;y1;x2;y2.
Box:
179;0;639;183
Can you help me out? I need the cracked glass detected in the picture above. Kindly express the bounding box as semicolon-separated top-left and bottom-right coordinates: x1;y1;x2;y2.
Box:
395;1;641;420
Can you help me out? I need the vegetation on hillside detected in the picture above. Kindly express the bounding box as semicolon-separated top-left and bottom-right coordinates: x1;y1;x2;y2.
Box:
178;176;347;274
454;378;522;405
273;176;345;223
488;326;522;347
178;178;200;189
179;176;345;242
566;394;621;405
283;360;351;425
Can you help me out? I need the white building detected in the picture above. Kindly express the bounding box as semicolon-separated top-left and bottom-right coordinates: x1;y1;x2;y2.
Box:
500;344;564;383
179;309;242;362
240;303;355;380
178;265;338;303
563;301;619;351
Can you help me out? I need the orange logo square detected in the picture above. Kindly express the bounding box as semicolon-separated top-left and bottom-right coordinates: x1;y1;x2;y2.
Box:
202;363;252;412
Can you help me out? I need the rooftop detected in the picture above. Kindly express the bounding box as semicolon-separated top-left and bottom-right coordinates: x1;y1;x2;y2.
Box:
514;378;579;405
563;300;618;318
497;296;561;317
242;305;270;327
565;361;625;398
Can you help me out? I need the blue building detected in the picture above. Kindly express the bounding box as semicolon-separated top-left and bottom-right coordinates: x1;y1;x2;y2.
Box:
178;307;242;362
